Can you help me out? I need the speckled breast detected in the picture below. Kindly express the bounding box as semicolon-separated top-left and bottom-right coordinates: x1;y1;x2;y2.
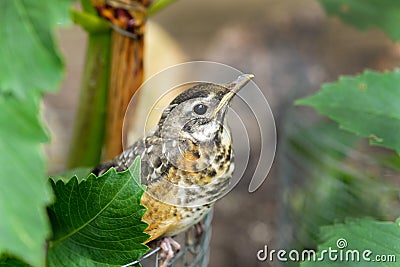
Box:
141;144;234;239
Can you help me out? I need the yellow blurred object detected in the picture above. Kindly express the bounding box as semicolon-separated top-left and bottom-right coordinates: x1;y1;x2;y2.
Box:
126;21;188;143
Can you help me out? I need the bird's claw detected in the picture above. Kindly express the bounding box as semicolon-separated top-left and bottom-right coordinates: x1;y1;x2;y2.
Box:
194;221;204;240
158;237;181;267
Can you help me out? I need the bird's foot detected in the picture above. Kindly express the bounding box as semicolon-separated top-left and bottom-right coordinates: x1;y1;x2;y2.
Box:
158;237;181;267
194;221;204;240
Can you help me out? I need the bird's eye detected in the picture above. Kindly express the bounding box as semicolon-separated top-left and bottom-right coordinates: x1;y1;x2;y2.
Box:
193;103;208;115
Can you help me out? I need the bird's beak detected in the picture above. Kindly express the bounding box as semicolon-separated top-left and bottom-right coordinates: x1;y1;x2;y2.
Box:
212;74;254;118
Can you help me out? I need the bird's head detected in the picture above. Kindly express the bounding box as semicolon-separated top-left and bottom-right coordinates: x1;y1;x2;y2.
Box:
158;74;254;143
156;74;253;171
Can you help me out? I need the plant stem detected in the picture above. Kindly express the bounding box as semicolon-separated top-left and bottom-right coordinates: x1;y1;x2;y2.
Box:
68;0;170;166
103;1;147;160
67;30;111;168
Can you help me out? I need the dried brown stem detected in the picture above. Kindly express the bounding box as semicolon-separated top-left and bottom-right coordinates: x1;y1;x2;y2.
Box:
95;0;147;159
104;29;145;159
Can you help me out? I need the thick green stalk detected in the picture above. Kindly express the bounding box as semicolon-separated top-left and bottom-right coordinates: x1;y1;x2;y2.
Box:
67;27;111;168
67;0;178;168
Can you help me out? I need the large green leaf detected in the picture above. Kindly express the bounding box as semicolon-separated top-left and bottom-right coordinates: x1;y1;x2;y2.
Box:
0;1;74;265
0;92;51;267
319;0;400;41
301;218;400;267
285;122;396;249
0;255;33;267
296;70;400;154
47;158;149;267
0;0;73;96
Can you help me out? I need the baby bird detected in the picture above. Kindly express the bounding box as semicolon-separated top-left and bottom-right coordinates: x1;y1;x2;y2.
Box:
92;74;254;266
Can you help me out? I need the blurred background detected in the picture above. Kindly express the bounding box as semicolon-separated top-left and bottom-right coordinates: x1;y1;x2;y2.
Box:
45;0;400;266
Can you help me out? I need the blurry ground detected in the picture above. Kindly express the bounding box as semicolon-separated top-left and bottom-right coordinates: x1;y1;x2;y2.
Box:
46;0;400;266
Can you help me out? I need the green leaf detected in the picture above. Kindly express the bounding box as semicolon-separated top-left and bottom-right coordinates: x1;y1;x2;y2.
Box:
49;167;93;183
148;0;178;16
296;69;400;154
285;122;397;249
0;0;73;96
0;2;74;264
80;0;97;15
293;171;395;249
319;0;400;41
0;92;52;267
47;157;149;267
0;255;33;267
287;121;359;169
301;218;400;267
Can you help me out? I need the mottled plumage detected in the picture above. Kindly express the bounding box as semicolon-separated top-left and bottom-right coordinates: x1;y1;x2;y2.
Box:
92;74;253;244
